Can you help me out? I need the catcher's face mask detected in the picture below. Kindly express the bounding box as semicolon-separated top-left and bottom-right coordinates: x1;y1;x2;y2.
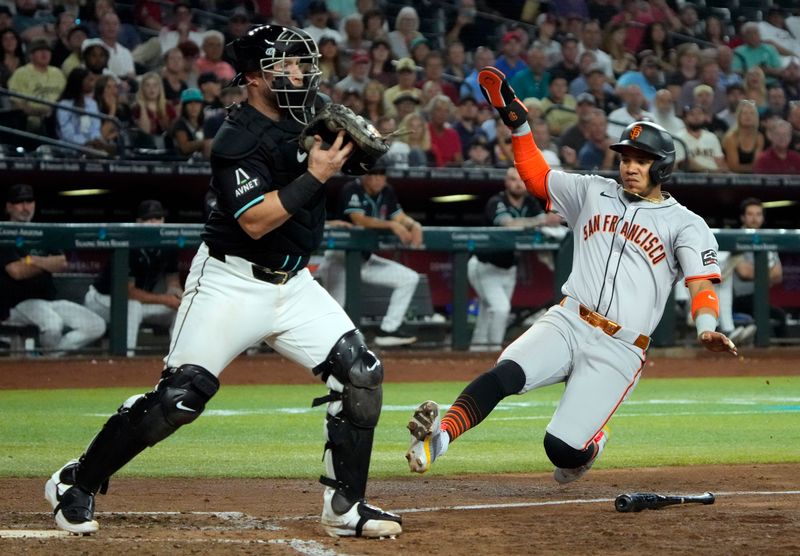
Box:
260;27;321;125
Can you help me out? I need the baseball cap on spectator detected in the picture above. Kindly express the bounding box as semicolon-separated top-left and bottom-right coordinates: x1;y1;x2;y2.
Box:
29;38;52;53
693;84;714;98
308;0;328;14
177;40;200;59
393;91;421;105
137;200;165;220
501;30;524;44
586;63;605;77
81;38;111;54
7;184;34;203
576;92;597;106
409;37;429;51
351;50;369;64
198;72;219;86
536;12;557;25
395;57;416;72
180;88;204;103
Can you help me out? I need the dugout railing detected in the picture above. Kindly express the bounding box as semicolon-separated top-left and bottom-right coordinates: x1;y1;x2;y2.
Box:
1;223;797;355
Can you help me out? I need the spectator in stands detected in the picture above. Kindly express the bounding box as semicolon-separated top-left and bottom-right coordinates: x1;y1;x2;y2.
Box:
1;183;105;354
743;66;768;111
0;6;11;33
462;132;493;167
98;12;135;82
365;37;394;87
269;0;297;28
408;36;430;68
398;111;434;166
761;84;789;121
679;58;726;116
157;0;204;53
494;29;527;81
426;94;462;167
548;34;581;84
602;21;636;79
492;121;514;167
509;46;550;102
466;166;561;352
384;57;421;116
339;88;363;113
444;41;469;83
578;19;613;80
320;157;422;347
641;21;676;73
8;38;66;134
339;13;369;55
202;85;242;140
169;87;208;158
453;95;480;158
302;0;342;45
223;9;251;45
392;91;421;123
617;53;663;107
51;11;76;68
0;27;24;90
606;84;653;139
532;12;561;67
585;65;621;113
362;79;385;123
692;84;728;138
539;76;577;137
376;115;411;168
94;74;128;144
783;58;800;102
754;119;800;174
717;83;745;129
530;119;561;168
77;38;110;78
675;104;727;173
650;88;686;138
196;30;235;83
84;199;182;356
721;99;763;174
131;71;176;136
716;46;742;90
56;66;106;149
731;197;787;339
732;23;783;81
12;0;56;43
334;49;370;96
758;7;800;60
59;25;88;78
610;0;679;54
387;6;421;59
665;42;700;103
361;8;387;44
577;108;615;171
673;3;703;45
161;47;187;105
317;36;345;83
788;101;800;152
419;51;458;104
198;71;223;118
567;50;598;98
460;46;495;105
446;0;487;53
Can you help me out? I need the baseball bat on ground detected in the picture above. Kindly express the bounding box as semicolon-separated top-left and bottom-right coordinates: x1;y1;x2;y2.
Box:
614;492;715;512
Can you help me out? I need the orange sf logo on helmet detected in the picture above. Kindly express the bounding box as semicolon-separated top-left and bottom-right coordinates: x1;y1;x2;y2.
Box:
629;125;642;139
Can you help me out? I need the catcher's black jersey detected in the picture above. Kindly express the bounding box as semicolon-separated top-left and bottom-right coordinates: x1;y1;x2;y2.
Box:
203;102;325;269
477;191;543;269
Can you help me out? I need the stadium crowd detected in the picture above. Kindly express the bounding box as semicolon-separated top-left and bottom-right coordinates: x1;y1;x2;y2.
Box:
1;0;800;171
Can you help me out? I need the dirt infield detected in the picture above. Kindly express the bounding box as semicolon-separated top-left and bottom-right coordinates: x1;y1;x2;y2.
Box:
1;349;799;555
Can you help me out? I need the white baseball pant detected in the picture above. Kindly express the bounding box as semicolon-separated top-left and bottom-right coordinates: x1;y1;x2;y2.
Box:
467;255;516;351
4;299;106;351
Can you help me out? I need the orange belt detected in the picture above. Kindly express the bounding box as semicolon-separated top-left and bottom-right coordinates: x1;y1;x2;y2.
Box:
560;298;650;350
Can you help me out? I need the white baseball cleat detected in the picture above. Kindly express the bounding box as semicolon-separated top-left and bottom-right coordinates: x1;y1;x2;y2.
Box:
405;400;441;473
554;426;610;484
320;488;402;538
44;460;99;535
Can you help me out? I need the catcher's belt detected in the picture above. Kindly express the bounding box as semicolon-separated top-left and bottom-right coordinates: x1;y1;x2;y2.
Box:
560;297;650;350
208;245;300;285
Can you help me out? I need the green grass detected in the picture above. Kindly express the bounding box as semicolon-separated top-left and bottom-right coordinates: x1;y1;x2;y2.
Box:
1;377;798;478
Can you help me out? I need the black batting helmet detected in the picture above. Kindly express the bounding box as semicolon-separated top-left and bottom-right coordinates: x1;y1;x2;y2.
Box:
610;121;676;185
226;25;321;125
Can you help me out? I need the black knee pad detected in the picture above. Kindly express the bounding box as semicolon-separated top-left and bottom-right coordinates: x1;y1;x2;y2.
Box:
543;432;594;469
489;360;526;396
313;329;383;427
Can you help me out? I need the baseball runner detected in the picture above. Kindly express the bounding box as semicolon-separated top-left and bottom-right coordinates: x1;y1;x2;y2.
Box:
468;166;561;352
319;157;422;347
405;67;737;482
44;25;402;538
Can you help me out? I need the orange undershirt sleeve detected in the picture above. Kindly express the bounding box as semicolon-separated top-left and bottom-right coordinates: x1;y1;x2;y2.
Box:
512;132;552;208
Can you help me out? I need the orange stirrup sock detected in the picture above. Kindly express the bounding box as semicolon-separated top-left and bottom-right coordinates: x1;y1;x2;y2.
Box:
512;132;551;202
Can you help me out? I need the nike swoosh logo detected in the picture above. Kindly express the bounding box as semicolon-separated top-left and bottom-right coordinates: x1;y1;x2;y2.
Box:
600;192;615;198
296;150;308;163
176;401;196;412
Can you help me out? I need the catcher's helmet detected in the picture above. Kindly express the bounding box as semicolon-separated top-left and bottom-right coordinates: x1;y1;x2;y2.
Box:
609;121;676;185
227;25;321;124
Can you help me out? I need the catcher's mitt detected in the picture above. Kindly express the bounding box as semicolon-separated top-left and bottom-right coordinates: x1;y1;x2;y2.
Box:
299;103;389;175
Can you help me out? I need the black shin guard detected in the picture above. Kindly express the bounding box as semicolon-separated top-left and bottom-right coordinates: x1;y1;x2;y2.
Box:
543;432;594;469
75;365;219;493
321;415;375;507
